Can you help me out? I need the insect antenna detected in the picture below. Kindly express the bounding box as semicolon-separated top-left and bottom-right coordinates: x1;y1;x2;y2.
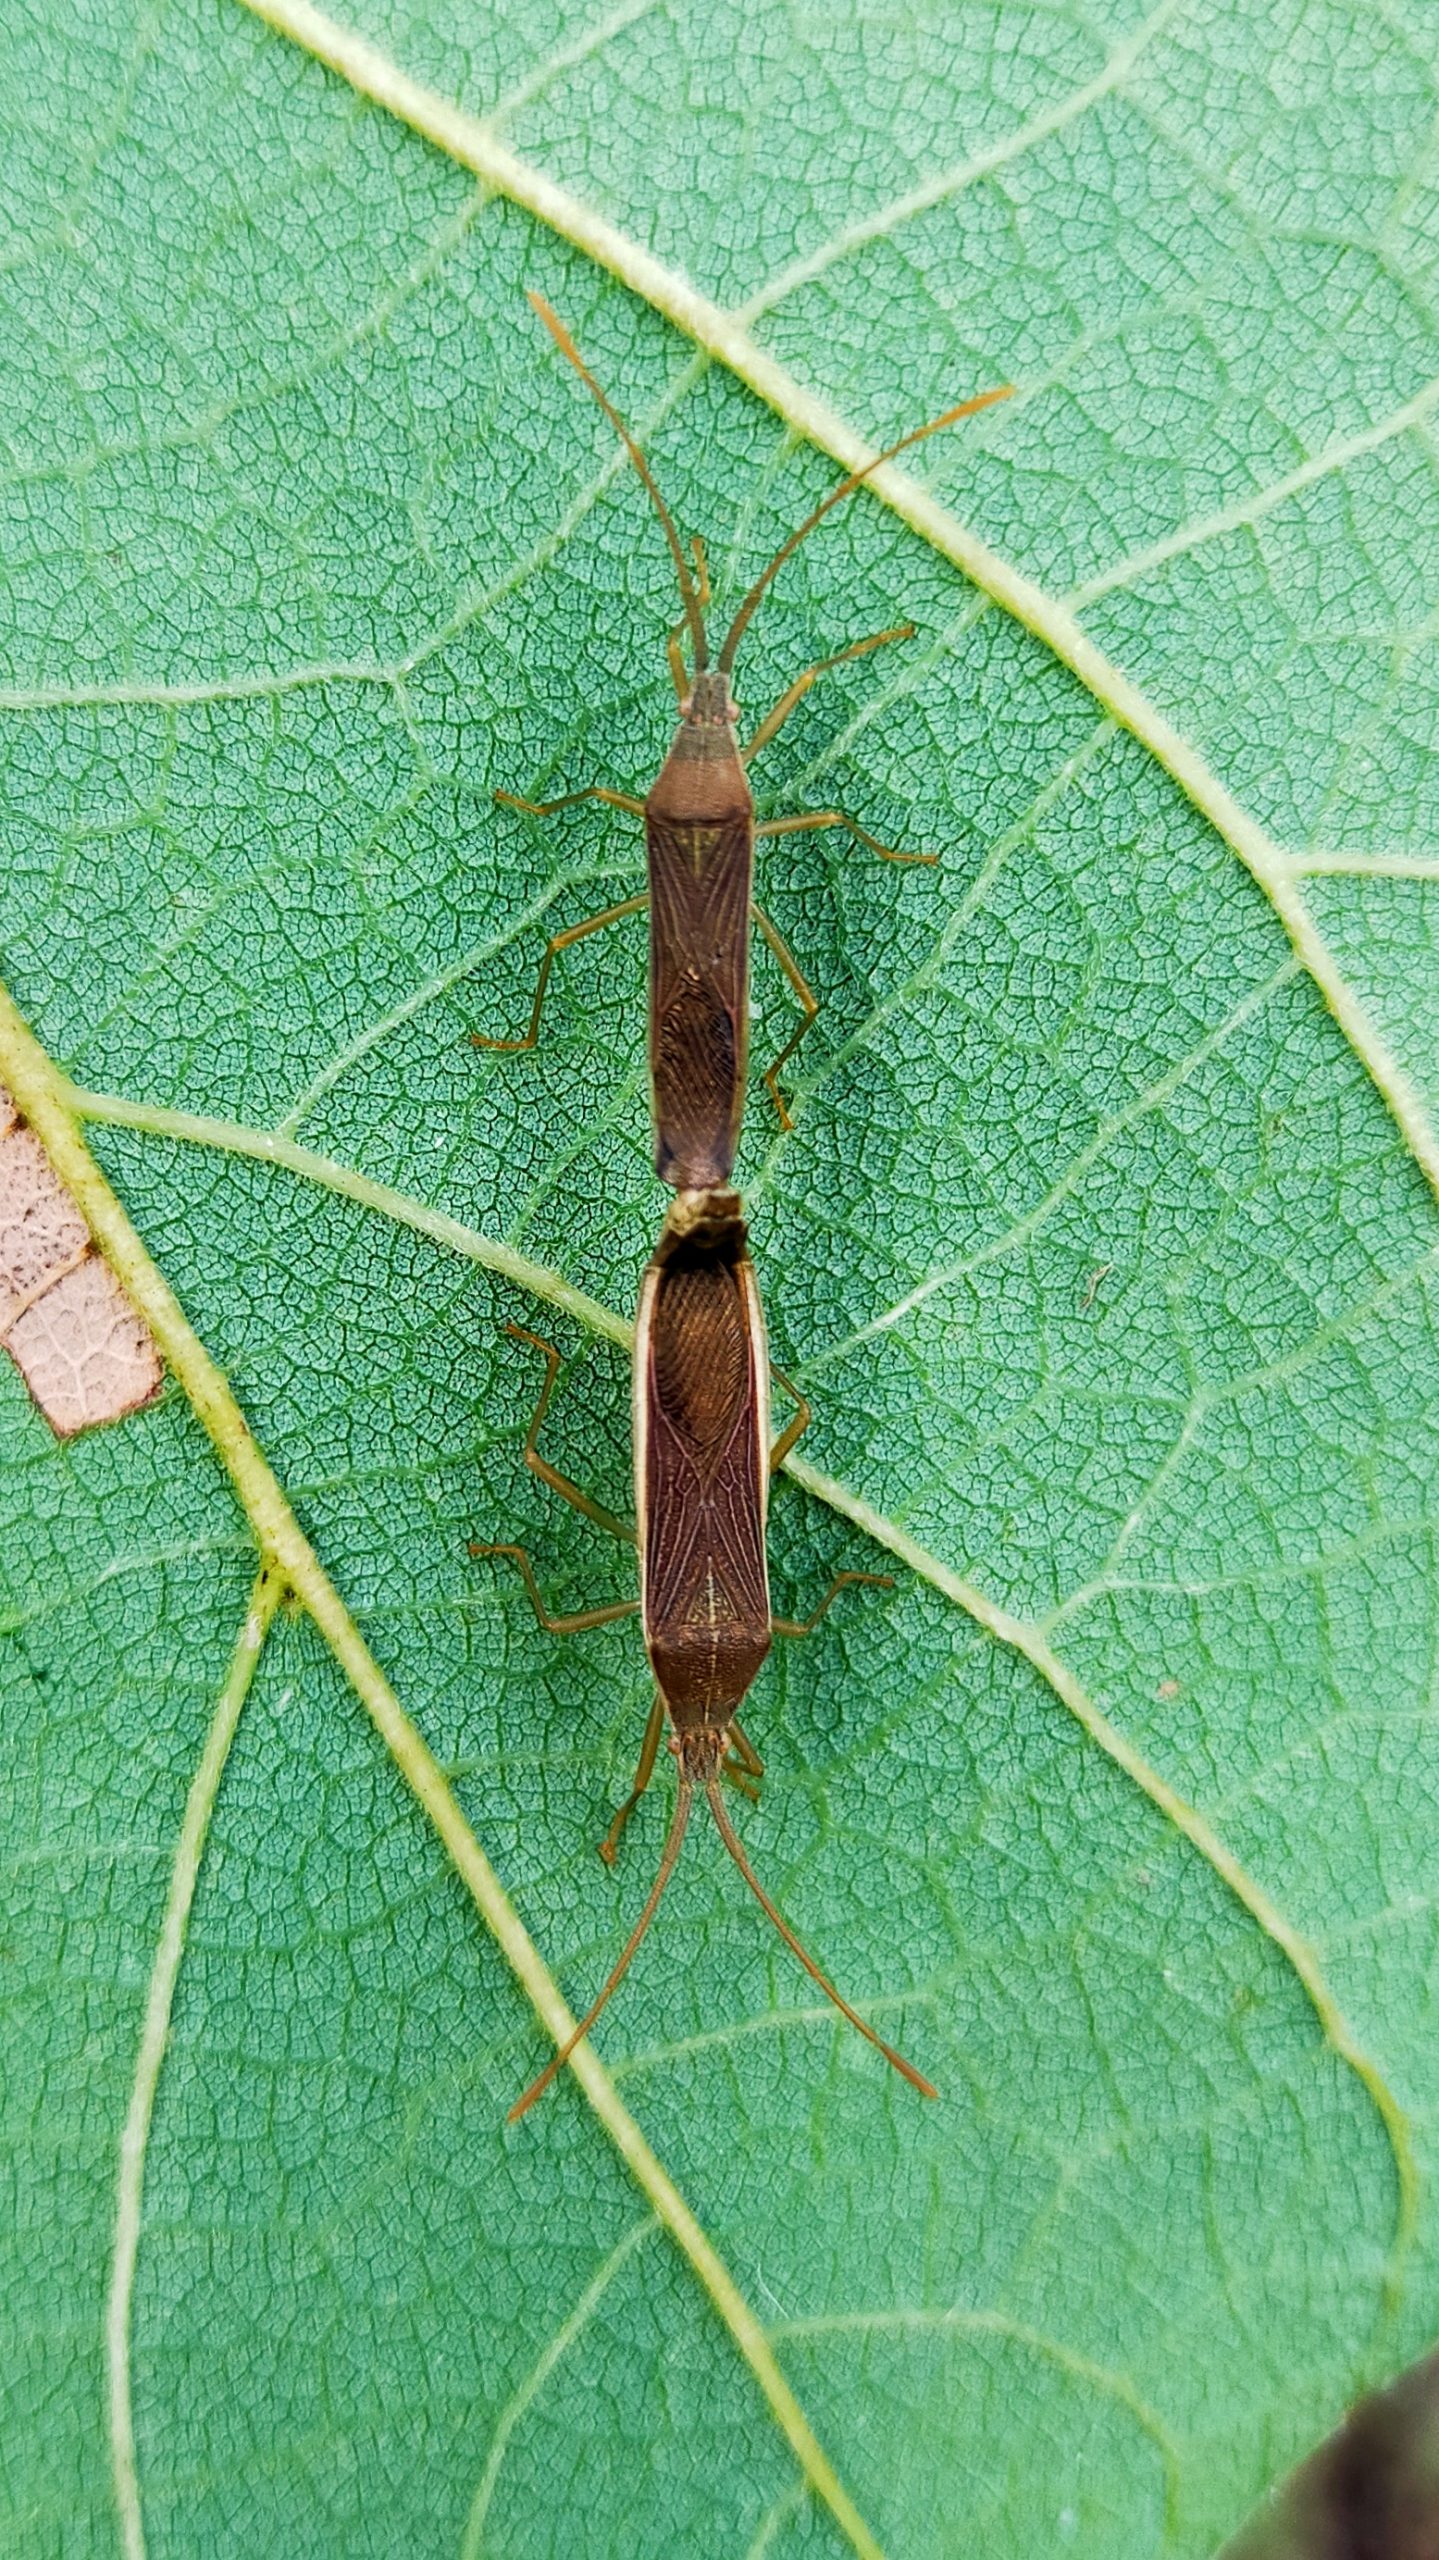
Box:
528;291;710;675
703;1778;937;2098
508;1779;695;2122
715;382;1012;679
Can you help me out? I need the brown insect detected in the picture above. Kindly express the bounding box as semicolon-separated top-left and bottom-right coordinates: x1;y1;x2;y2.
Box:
473;1185;936;2118
476;294;1010;1188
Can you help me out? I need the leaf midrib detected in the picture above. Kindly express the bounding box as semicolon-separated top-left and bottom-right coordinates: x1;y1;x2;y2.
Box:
189;27;1429;2305
0;984;890;2560
63;1068;1419;2297
226;0;1439;1236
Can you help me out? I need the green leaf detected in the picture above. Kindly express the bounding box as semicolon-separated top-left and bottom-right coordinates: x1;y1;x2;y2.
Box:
3;1;1438;2553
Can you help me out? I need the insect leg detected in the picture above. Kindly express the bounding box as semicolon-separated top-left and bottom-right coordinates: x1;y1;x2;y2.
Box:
767;1362;810;1475
471;1333;637;1613
755;808;937;866
602;1715;764;1870
598;1691;666;1865
771;1571;893;1639
740;624;914;764
494;785;646;819
470;1542;639;1634
498;1321;636;1540
471;892;649;1053
728;1720;764;1778
721;1718;764;1803
751;902;818;1131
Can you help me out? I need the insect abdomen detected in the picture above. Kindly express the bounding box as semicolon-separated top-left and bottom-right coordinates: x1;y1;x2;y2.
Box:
647;810;753;1188
635;1195;772;1732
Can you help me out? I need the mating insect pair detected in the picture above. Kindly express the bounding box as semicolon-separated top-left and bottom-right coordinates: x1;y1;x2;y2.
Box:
474;296;1008;2117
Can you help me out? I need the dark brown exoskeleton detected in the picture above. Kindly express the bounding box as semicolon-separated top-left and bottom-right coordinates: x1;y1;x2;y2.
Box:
475;294;1010;1187
473;1186;937;2117
643;666;755;1189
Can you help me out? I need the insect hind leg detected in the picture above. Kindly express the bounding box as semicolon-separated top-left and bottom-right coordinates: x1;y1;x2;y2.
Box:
599;1691;667;1864
470;1541;639;1635
722;1717;764;1802
771;1570;892;1639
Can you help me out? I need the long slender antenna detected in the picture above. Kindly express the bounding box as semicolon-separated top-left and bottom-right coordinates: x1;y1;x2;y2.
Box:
528;292;709;675
716;383;1012;678
508;1782;694;2122
704;1780;937;2097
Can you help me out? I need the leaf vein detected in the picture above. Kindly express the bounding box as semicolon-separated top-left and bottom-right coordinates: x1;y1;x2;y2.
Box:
0;988;886;2560
768;2306;1183;2534
459;2216;657;2560
107;1565;281;2560
1066;369;1439;612
60;1069;1421;2326
736;0;1188;324
210;0;1439;1254
782;1451;1421;2322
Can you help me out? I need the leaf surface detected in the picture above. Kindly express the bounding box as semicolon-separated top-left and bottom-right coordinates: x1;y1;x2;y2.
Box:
4;3;1439;2555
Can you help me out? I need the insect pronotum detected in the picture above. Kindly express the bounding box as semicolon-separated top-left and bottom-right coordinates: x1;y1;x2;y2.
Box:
476;294;1010;1188
474;1186;936;2118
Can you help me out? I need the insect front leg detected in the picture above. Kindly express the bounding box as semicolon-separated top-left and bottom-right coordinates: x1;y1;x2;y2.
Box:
739;623;914;764
494;785;646;821
756;808;937;866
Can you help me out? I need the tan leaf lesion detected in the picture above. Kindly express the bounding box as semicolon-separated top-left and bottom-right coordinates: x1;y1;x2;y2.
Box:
0;1082;163;1436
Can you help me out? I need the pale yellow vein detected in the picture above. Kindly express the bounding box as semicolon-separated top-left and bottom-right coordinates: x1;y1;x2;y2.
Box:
782;1452;1420;2313
273;855;638;1138
107;1565;282;2560
227;0;1439;1229
749;711;1120;1190
738;0;1188;323
768;2305;1182;2533
0;982;886;2560
460;2216;657;2559
804;954;1300;1375
64;1080;633;1350
1283;850;1439;881
1067;369;1439;612
0;180;489;507
743;2478;810;2560
482;0;666;136
59;1068;1420;2310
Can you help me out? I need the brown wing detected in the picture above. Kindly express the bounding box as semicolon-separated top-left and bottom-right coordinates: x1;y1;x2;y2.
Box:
646;809;754;1189
635;1240;771;1735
